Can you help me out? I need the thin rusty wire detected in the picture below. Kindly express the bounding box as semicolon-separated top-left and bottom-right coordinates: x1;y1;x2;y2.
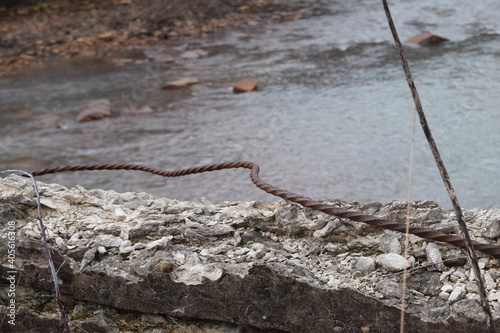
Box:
30;161;500;258
1;170;71;333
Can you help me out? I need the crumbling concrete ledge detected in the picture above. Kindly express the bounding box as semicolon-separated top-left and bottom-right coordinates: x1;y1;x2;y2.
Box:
1;174;500;332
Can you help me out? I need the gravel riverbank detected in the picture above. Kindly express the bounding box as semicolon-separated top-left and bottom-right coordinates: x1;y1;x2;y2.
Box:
0;0;310;76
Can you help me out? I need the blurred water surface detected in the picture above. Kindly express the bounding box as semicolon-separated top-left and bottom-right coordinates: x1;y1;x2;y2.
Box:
1;0;499;209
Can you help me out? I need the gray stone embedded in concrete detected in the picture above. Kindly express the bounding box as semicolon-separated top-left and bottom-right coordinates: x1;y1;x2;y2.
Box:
379;233;402;254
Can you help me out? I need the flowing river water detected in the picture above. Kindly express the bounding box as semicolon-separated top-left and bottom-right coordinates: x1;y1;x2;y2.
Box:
1;0;500;209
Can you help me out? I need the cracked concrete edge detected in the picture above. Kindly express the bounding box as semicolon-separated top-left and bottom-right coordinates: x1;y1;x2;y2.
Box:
0;175;499;332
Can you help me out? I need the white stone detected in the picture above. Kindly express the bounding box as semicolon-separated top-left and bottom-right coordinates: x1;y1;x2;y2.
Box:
466;293;480;300
488;291;500;302
55;237;66;249
448;283;466;303
439;291;450;300
485;272;496;290
313;219;341;238
450;270;466;283
171;264;223;285
375;253;410;272
234;248;250;256
209;245;232;255
323;243;339;253
440;269;454;282
133;243;145;250
114;207;127;220
492;301;500;313
466;281;479;294
146;236;172;250
481;220;500;239
92;234;124;248
441;284;454;293
40;198;58;210
79;248;97;271
425;243;445;271
120;246;134;254
247;243;267;260
119;240;132;251
233;231;242;247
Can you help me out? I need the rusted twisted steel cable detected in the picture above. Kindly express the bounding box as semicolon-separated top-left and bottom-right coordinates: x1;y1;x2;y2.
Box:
31;161;500;258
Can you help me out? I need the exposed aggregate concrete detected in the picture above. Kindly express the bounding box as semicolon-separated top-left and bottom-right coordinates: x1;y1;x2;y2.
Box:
1;174;500;332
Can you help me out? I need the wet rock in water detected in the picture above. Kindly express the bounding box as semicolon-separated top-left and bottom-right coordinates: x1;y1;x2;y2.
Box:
120;106;137;115
76;99;111;122
136;105;154;114
145;49;176;63
233;78;258;93
280;11;304;22
105;57;134;66
180;49;208;59
1;175;499;333
162;77;199;90
151;56;176;63
405;31;448;45
120;105;154;115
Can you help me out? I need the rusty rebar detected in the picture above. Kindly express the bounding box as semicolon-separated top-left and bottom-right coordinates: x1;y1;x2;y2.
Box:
30;161;500;258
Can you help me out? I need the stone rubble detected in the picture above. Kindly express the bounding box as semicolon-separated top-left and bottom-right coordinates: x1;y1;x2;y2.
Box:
1;174;500;332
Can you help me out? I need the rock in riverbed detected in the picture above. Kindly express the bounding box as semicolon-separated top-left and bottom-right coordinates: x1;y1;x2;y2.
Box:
76;99;112;122
180;49;208;59
406;31;448;45
162;77;200;90
233;78;258;93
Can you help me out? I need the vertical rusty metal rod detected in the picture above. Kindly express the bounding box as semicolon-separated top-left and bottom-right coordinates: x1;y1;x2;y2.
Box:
381;0;495;331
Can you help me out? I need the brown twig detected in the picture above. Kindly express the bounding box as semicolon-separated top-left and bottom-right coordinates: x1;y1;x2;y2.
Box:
380;1;496;331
